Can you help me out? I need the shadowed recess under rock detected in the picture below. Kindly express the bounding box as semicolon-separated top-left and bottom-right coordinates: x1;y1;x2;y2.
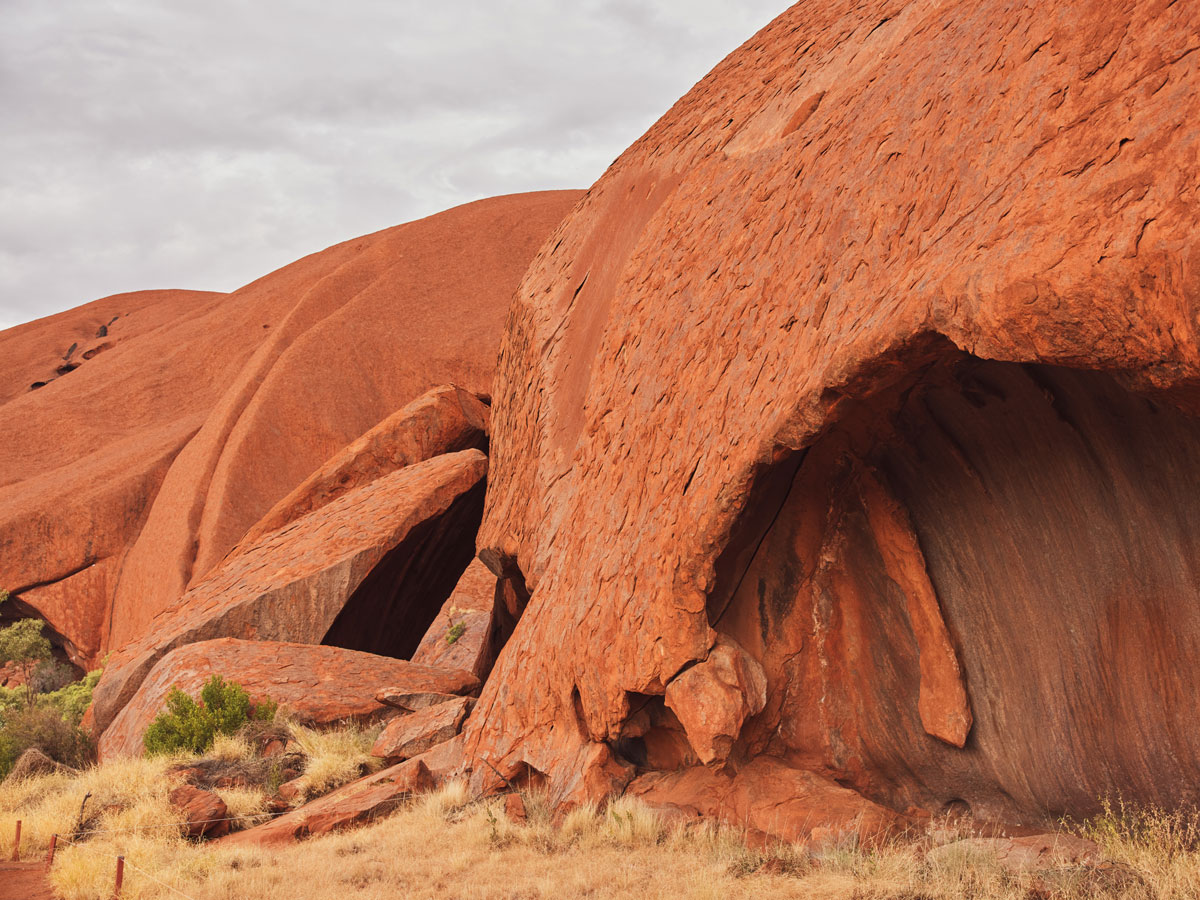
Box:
717;347;1200;824
321;480;487;660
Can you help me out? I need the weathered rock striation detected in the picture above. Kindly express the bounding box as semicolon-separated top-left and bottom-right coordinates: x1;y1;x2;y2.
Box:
0;191;579;667
463;0;1200;838
91;449;488;738
235;385;490;550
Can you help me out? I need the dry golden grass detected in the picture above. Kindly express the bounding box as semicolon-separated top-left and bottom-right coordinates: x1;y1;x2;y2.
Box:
286;721;381;800
5;756;1200;900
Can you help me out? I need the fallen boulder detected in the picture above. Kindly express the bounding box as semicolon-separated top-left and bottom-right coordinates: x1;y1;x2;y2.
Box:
168;784;230;839
221;757;434;846
663;635;766;767
91;449;487;737
370;696;474;764
100;638;479;758
411;558;499;679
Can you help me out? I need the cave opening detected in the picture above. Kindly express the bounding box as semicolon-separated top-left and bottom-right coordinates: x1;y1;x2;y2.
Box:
321;479;487;660
703;340;1200;820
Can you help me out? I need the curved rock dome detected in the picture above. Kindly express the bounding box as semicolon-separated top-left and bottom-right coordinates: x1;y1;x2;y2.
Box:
464;0;1200;833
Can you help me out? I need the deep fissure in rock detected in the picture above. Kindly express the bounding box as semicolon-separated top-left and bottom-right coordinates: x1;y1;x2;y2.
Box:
321;479;487;660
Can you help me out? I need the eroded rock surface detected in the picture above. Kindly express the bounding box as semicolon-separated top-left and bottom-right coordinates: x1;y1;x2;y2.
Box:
0;191;579;667
463;0;1200;835
411;558;500;679
91;449;487;737
100;638;479;758
370;696;474;764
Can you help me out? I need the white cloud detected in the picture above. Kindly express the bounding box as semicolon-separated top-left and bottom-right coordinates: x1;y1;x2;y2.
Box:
0;0;788;329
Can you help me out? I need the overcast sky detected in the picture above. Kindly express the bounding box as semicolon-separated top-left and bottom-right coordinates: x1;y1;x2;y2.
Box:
0;1;788;330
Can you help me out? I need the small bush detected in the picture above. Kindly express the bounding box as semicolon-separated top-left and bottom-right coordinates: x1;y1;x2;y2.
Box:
42;669;102;726
30;658;76;694
144;676;276;756
0;705;92;778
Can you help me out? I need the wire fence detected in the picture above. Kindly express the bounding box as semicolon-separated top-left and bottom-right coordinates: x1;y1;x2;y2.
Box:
7;811;288;900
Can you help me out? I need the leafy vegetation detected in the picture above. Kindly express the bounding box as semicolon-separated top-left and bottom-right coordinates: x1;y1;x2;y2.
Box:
143;675;277;756
0;599;100;779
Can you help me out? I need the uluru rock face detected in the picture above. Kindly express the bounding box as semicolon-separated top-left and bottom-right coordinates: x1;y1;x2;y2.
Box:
465;0;1200;831
0;191;580;667
90;448;488;737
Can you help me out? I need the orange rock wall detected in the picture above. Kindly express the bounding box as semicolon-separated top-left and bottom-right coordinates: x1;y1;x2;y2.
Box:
465;0;1200;823
0;192;579;666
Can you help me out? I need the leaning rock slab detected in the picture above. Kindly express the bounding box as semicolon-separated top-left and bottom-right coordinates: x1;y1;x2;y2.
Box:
411;558;499;679
236;385;490;548
370;696;474;764
91;449;487;736
100;638;479;758
221;757;434;846
376;690;464;712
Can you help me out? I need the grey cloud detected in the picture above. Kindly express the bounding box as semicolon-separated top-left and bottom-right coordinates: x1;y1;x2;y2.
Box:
0;0;789;329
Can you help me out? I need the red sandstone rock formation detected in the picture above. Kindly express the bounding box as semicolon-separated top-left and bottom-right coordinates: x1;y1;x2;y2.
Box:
168;784;231;839
221;756;436;846
91;449;488;738
462;0;1200;838
370;696;474;765
100;638;479;758
410;558;501;679
235;385;490;550
0;192;579;667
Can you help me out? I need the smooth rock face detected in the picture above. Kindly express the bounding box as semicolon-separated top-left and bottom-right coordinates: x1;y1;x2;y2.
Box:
663;635;766;766
411;558;499;679
91;449;488;737
100;638;479;758
628;758;905;847
464;0;1200;831
236;385;490;549
221;757;434;846
370;696;473;764
0;191;579;667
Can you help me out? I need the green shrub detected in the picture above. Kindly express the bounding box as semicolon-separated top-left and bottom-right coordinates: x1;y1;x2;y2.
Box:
143;675;276;756
42;670;102;726
0;618;53;708
0;705;93;778
30;658;75;694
